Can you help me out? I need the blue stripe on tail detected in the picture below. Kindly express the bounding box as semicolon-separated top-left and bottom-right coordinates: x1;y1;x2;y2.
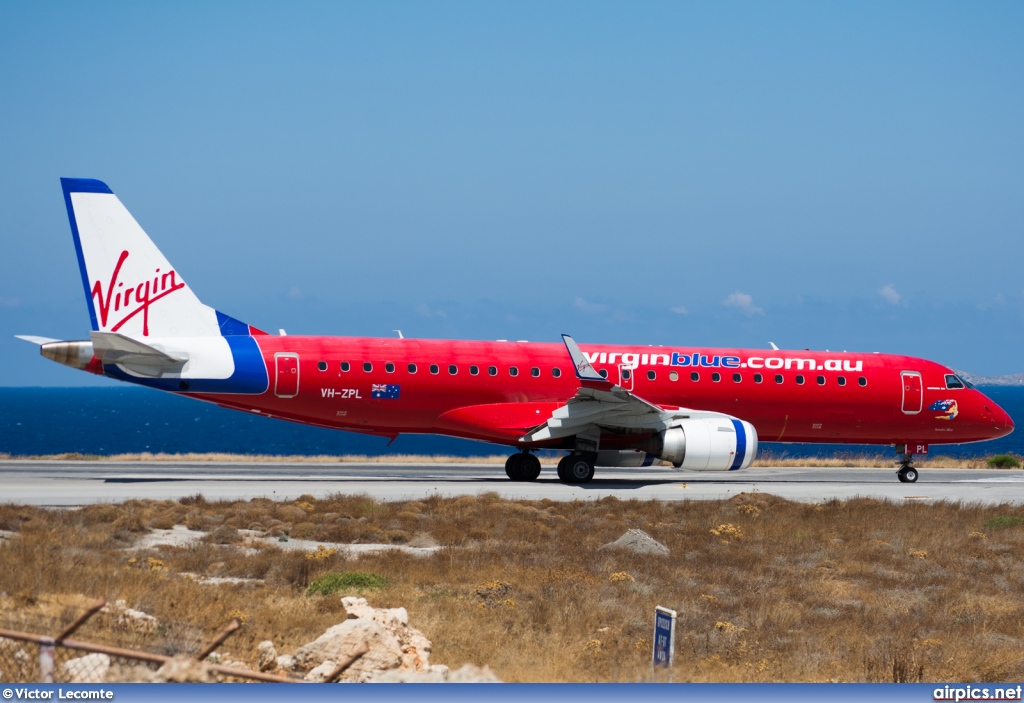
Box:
60;178;112;332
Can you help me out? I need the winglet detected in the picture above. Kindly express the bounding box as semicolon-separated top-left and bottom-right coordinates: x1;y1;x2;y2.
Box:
562;334;609;383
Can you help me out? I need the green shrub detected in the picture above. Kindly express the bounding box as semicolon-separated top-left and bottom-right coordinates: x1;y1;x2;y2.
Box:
306;571;389;596
986;454;1021;468
983;516;1023;531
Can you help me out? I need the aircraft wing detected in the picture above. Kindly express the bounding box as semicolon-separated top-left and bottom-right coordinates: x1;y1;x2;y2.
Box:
519;335;681;443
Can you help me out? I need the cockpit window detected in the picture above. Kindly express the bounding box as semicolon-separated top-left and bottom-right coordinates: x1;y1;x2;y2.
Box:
945;374;965;390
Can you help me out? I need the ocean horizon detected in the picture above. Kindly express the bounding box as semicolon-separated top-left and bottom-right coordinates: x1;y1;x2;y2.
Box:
2;386;1022;460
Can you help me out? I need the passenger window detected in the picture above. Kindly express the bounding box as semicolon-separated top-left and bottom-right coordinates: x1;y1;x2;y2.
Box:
711;372;721;382
945;374;965;389
531;367;540;377
858;377;867;387
552;368;561;378
510;367;519;377
470;365;479;375
669;371;678;381
317;361;327;372
837;376;846;386
690;372;699;382
775;374;784;384
363;362;372;372
430;364;439;374
754;373;763;383
816;375;825;385
385;362;395;373
647;370;656;381
448;365;457;375
407;363;417;374
733;373;741;383
488;366;497;376
795;375;804;385
598;369;607;378
622;369;631;380
341;361;350;372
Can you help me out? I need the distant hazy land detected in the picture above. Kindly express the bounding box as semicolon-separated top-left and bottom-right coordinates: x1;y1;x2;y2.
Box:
955;370;1024;386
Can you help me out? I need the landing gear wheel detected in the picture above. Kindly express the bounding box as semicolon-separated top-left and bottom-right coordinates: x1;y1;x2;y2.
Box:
557;456;573;482
505;453;524;480
520;453;542;481
898;466;919;483
556;455;572;482
558;454;595;484
506;453;541;481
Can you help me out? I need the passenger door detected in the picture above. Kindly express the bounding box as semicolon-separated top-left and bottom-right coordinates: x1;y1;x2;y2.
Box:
901;371;922;414
275;353;299;398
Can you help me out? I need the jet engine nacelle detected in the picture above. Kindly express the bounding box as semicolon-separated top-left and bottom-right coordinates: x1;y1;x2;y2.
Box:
635;417;758;471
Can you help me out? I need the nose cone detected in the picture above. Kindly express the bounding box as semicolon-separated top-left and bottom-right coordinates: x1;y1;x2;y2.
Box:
981;393;1016;438
996;404;1015;436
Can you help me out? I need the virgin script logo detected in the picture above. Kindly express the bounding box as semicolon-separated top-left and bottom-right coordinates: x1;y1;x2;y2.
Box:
91;250;185;336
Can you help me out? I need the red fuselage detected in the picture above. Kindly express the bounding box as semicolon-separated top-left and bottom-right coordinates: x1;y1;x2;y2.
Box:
194;337;1014;451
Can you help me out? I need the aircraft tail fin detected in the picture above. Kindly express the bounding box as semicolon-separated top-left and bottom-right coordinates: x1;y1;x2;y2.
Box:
60;178;261;339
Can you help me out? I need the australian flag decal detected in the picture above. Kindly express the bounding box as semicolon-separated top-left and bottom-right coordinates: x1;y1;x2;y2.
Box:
371;383;400;399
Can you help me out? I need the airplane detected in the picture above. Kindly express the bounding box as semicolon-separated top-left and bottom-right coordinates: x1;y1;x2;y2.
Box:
16;178;1015;484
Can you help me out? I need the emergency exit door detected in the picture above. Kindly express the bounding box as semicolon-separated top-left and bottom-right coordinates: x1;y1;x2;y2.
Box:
275;353;299;398
618;365;634;391
901;371;922;414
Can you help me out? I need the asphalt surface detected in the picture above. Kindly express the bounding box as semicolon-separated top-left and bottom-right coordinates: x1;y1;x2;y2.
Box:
2;460;1023;505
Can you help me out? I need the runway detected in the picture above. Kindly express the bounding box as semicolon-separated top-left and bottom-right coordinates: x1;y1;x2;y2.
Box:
2;460;1023;505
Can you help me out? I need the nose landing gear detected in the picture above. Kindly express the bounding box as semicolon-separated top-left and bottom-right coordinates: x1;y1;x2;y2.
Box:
896;452;919;483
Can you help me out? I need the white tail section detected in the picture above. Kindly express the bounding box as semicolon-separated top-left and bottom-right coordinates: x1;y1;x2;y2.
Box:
62;178;220;339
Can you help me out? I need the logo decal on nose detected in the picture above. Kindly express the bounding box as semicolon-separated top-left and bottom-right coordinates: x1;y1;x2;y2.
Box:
928;399;958;421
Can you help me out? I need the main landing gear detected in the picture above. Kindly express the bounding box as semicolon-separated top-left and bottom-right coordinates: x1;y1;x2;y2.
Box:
505;452;542;482
503;451;597;484
896;453;919;483
556;452;595;484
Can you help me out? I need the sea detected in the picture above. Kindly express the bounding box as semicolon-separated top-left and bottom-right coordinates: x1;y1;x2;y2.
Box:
2;386;1023;459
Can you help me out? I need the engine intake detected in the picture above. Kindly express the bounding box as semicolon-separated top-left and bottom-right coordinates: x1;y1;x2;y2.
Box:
636;417;758;471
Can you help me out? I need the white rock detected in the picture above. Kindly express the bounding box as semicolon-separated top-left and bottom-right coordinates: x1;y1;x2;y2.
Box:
155;655;214;683
305;660;337;682
257;640;277;672
62;653;110;683
276;654;295;671
367;663;501;683
448;664;502;682
110;601;159;634
293;618;402;681
342;596;408;627
598;528;669;555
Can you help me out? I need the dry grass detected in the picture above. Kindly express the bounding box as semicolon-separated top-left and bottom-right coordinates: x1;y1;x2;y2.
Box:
2;494;1023;682
0;451;1019;469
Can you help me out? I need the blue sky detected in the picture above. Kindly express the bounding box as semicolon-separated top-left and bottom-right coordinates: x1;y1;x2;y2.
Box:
2;1;1022;386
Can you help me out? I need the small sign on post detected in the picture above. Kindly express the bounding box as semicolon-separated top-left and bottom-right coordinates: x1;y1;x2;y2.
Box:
652;606;676;672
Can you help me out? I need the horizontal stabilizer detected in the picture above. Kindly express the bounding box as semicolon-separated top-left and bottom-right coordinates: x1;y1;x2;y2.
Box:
15;335;61;345
90;331;186;368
